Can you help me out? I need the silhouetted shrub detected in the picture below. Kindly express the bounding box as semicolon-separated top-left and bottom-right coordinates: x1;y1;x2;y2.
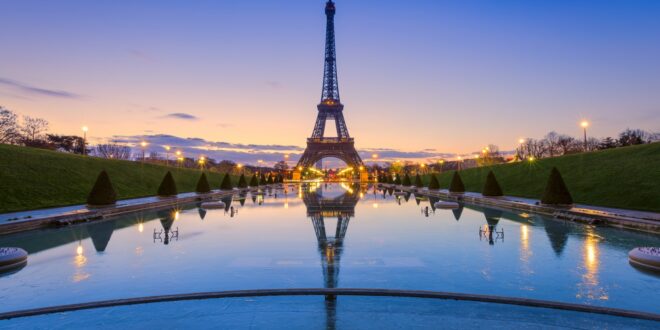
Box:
402;174;412;186
414;174;423;188
428;175;440;190
449;172;465;193
259;173;266;185
541;167;573;205
87;170;117;206
195;173;211;194
237;174;248;188
249;175;259;187
394;174;402;185
220;174;234;190
482;171;503;197
267;175;274;184
157;171;178;197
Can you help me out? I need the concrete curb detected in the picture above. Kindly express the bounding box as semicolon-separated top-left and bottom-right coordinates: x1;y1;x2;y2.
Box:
0;288;658;322
380;184;660;234
0;189;253;236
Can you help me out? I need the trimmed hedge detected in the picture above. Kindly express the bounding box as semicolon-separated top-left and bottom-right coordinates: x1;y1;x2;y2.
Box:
220;174;234;190
482;171;503;197
87;170;117;206
394;174;402;185
449;171;465;193
157;171;178;197
237;174;248;188
541;167;573;205
414;174;423;188
249;175;259;187
428;175;440;190
195;172;211;193
402;174;412;186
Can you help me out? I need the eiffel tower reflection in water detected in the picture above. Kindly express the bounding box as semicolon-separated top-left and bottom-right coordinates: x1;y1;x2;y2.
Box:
301;182;363;329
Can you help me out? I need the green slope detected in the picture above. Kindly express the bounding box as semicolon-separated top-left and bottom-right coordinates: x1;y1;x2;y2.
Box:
426;143;660;212
0;144;233;213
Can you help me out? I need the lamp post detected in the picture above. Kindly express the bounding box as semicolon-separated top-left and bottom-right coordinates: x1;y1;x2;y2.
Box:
457;156;463;171
140;141;148;163
175;150;182;168
164;146;171;166
198;156;206;170
81;126;88;156
437;159;445;174
581;121;589;151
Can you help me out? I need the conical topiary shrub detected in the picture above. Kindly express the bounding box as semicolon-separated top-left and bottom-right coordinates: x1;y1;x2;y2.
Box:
482;171;503;197
195;172;211;194
428;175;440;190
402;174;412;186
249;174;259;187
259;173;266;185
449;171;465;193
237;174;248;188
394;174;402;185
220;174;234;190
414;174;423;188
87;170;117;206
267;175;274;184
157;171;178;197
541;167;573;205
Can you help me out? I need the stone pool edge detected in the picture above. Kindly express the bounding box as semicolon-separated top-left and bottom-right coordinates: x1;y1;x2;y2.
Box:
382;184;660;234
0;188;251;236
1;288;658;322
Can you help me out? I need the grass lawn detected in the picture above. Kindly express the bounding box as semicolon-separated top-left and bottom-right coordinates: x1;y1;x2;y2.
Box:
424;143;660;212
0;144;235;214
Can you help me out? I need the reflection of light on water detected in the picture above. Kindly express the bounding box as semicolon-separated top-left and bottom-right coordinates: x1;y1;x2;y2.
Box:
135;246;144;256
73;243;90;283
372;203;379;209
577;230;608;301
284;202;289;209
340;182;354;194
359;192;364;198
138;223;144;233
174;211;180;221
519;225;534;278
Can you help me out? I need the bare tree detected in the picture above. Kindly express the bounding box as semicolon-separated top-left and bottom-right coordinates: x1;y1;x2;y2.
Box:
0;106;19;144
20;115;49;142
95;144;132;160
618;129;648;146
556;135;579;155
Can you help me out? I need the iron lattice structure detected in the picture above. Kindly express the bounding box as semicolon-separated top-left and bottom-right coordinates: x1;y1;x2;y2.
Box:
297;0;364;169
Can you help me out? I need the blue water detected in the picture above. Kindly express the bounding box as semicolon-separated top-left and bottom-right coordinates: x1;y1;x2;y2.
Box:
1;183;659;315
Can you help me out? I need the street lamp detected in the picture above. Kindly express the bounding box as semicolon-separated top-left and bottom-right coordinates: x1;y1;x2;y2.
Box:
140;141;148;162
457;156;463;171
581;120;589;151
198;156;206;170
164;146;171;166
81;126;88;156
175;150;182;168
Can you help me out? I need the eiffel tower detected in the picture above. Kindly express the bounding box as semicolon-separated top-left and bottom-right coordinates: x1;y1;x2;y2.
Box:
294;0;367;182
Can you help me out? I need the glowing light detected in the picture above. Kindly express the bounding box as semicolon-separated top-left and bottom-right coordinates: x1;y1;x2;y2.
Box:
284;202;289;209
298;166;303;171
420;163;426;168
76;244;84;256
174;211;180;221
284;154;290;159
581;120;589;128
138;223;144;233
140;141;148;148
372;203;379;208
237;164;243;168
176;150;182;156
82;126;88;132
164;145;171;151
371;153;378;159
519;138;525;144
457;156;463;161
528;156;535;162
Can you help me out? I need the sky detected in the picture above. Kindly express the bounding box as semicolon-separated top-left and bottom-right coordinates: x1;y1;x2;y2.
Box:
1;0;659;165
